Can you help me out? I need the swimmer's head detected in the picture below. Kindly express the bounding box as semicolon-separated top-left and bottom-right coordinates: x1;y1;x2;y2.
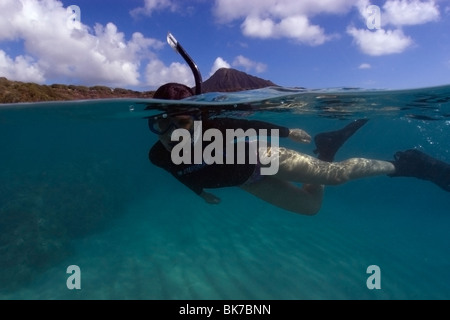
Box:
153;83;194;100
150;83;199;150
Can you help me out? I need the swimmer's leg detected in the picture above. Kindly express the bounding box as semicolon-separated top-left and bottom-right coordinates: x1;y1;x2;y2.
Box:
274;147;395;185
389;149;450;192
246;147;393;215
240;177;324;215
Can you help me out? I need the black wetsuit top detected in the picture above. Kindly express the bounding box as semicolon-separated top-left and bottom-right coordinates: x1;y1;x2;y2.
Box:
149;117;289;195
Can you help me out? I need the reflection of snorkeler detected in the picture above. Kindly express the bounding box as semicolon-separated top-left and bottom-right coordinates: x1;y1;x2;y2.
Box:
148;83;450;215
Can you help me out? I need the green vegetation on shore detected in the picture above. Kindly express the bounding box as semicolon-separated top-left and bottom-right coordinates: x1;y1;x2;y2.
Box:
0;77;154;103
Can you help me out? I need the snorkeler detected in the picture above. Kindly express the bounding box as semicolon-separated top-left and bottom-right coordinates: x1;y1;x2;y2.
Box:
148;83;450;215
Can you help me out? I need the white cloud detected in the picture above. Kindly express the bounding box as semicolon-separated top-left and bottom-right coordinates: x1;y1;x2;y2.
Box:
214;0;354;45
209;56;267;75
347;27;413;56
214;0;355;23
130;0;177;18
209;57;231;76
232;55;267;73
145;59;194;87
0;50;45;82
241;16;275;39
355;0;440;28
358;63;371;69
241;14;329;45
0;0;168;87
215;0;441;53
348;0;439;56
0;1;24;40
383;0;440;26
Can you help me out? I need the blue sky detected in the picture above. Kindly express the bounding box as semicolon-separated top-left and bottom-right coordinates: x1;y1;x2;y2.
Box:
0;0;449;90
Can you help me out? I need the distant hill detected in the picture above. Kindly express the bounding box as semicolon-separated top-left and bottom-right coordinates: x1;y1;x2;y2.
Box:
200;68;277;93
0;77;153;103
0;68;278;103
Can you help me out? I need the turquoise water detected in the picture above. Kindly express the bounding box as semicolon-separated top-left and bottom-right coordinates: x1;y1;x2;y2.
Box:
1;86;449;299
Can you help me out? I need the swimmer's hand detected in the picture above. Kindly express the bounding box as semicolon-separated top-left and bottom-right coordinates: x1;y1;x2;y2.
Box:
200;191;221;204
288;129;311;144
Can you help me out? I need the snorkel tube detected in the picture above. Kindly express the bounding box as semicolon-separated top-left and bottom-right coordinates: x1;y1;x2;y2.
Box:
167;32;203;95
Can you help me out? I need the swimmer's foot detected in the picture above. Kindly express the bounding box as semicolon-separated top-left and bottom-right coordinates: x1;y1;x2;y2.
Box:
389;149;450;192
313;119;369;162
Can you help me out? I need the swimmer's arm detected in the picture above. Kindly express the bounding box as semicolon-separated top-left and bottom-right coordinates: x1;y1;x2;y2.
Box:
247;121;311;143
288;128;311;144
177;179;221;204
234;119;311;143
210;118;290;137
209;118;311;144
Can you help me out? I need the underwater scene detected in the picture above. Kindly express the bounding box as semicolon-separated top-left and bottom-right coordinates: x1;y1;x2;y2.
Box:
0;85;449;299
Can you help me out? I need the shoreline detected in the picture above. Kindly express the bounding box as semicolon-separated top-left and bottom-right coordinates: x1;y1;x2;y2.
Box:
0;77;154;104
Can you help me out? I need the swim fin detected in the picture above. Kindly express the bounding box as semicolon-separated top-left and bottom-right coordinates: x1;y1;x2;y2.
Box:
313;119;369;162
389;149;450;192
